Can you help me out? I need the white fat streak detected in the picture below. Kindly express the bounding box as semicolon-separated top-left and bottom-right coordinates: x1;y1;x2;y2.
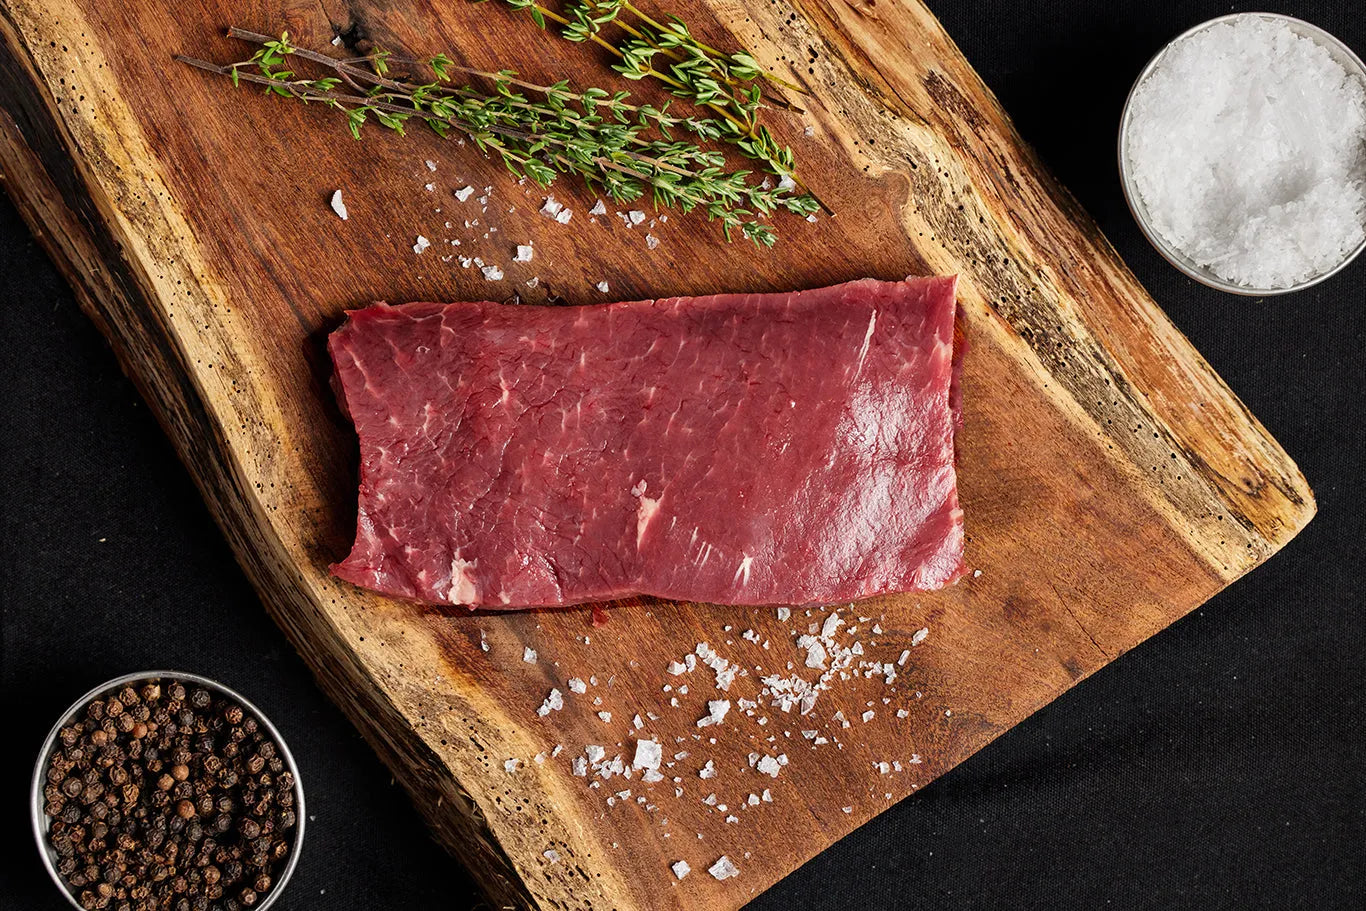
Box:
733;555;753;586
636;495;661;549
854;309;878;378
448;555;479;604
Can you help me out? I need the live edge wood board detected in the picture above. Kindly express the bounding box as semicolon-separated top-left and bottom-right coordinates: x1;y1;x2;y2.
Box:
0;0;1314;908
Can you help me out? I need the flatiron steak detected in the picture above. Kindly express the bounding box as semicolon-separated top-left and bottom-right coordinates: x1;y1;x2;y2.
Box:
328;277;964;609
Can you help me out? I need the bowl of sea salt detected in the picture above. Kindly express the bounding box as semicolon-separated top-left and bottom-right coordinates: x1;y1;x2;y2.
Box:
1119;13;1366;294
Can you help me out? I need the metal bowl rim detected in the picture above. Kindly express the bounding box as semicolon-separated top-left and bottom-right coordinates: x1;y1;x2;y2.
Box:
1117;11;1366;296
30;670;306;911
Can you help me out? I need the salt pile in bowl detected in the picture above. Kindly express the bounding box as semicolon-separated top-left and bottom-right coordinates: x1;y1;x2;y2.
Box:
1125;17;1366;290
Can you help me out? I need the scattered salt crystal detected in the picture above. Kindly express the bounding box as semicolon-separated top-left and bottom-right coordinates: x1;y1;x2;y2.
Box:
425;160;437;172
481;264;504;281
708;856;740;880
821;613;843;638
504;758;521;774
540;196;564;218
544;849;560;863
555;208;573;224
842;806;852;814
424;182;435;192
537;689;563;716
412;235;430;255
628;210;646;225
454;185;475;202
633;714;644;730
672;860;691;880
634;739;663;770
698;760;716;779
514;244;534;263
598;711;613;722
595;280;610;293
898;649;911;666
755;755;782;777
973;569;983;578
777;174;797;191
526;276;540;288
696;700;731;727
590;199;608;216
804;124;815;137
1125;16;1366;289
331;35;343;46
568;678;587;694
328;190;348;220
777;607;791;622
912;628;929;646
586;745;606;763
667;661;688;675
646;234;660;250
896;709;910;719
523;647;537;663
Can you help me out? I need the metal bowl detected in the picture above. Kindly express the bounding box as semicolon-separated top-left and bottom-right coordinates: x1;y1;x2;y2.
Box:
31;671;306;911
1118;12;1366;295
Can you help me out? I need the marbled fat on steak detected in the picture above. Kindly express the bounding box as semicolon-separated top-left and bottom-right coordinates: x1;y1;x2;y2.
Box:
328;277;964;609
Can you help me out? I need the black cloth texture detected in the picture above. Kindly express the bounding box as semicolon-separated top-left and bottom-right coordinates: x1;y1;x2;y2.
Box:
2;1;1363;908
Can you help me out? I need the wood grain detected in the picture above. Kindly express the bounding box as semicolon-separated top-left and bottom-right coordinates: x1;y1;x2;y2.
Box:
0;0;1313;908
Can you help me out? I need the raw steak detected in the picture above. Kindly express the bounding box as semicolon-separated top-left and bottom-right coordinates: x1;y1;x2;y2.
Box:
329;277;964;609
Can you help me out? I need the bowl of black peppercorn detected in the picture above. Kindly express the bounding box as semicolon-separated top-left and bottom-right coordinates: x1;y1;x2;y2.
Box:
31;671;305;911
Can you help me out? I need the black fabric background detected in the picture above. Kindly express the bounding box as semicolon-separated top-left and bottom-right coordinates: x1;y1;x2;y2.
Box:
2;1;1363;908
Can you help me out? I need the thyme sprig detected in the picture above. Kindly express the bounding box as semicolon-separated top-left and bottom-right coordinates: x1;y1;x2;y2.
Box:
489;0;829;213
176;30;820;245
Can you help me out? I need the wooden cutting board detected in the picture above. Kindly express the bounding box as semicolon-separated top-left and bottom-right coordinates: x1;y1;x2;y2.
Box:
0;0;1315;907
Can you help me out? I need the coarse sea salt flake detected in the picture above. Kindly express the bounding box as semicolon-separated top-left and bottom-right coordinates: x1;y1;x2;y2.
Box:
412;235;430;255
329;190;348;220
537;688;563;716
523;647;537;663
634;739;663;770
709;856;740;880
454;185;475;202
514;244;534;263
672;860;691;880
